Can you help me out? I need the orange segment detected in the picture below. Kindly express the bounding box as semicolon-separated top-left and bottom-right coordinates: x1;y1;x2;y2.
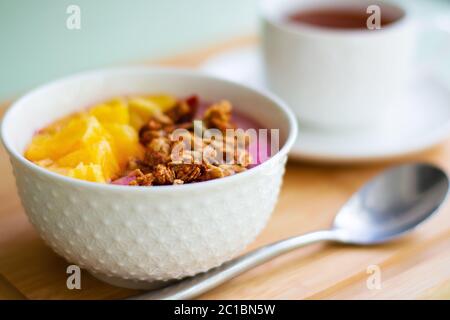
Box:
57;138;119;181
41;113;83;135
68;163;106;183
89;98;129;125
49;116;106;160
146;94;177;112
25;134;53;161
103;123;144;167
128;97;162;130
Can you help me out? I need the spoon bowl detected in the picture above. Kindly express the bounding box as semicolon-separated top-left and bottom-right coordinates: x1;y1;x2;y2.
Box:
333;163;449;244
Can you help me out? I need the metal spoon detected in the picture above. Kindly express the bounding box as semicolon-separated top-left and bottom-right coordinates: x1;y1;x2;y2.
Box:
129;163;449;300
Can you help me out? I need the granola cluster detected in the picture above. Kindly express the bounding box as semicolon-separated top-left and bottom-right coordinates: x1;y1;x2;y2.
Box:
126;96;252;186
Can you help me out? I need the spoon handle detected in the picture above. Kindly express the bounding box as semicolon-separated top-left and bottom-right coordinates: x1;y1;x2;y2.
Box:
128;229;337;300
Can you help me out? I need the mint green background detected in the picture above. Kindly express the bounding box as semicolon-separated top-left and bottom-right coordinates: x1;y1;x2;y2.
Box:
0;0;449;100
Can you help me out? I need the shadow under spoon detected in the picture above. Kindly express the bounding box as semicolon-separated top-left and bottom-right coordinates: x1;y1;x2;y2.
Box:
128;163;449;300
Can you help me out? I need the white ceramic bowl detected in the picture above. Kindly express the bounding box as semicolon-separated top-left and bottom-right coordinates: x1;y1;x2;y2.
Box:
1;68;297;289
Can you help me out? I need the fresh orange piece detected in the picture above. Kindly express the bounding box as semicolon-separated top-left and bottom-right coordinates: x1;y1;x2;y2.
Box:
128;97;162;130
57;138;119;181
26;116;113;164
68;163;106;183
103;123;144;167
89;98;129;125
51;116;107;160
41;113;83;135
25;134;53;161
146;94;177;112
34;159;71;176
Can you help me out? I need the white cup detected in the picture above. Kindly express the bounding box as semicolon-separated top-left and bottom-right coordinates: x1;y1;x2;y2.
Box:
261;0;415;129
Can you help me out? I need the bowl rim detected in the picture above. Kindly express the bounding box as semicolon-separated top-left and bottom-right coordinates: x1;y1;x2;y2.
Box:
1;67;298;194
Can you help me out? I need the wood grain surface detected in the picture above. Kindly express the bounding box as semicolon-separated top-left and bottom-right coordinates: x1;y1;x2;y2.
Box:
0;36;449;300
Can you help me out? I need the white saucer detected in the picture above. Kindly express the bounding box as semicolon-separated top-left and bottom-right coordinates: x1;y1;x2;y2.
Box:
201;47;450;163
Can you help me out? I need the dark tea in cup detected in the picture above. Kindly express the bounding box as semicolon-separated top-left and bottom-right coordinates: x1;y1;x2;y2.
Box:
287;6;400;29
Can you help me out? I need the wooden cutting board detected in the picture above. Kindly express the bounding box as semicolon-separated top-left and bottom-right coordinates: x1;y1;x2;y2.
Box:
1;36;449;300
